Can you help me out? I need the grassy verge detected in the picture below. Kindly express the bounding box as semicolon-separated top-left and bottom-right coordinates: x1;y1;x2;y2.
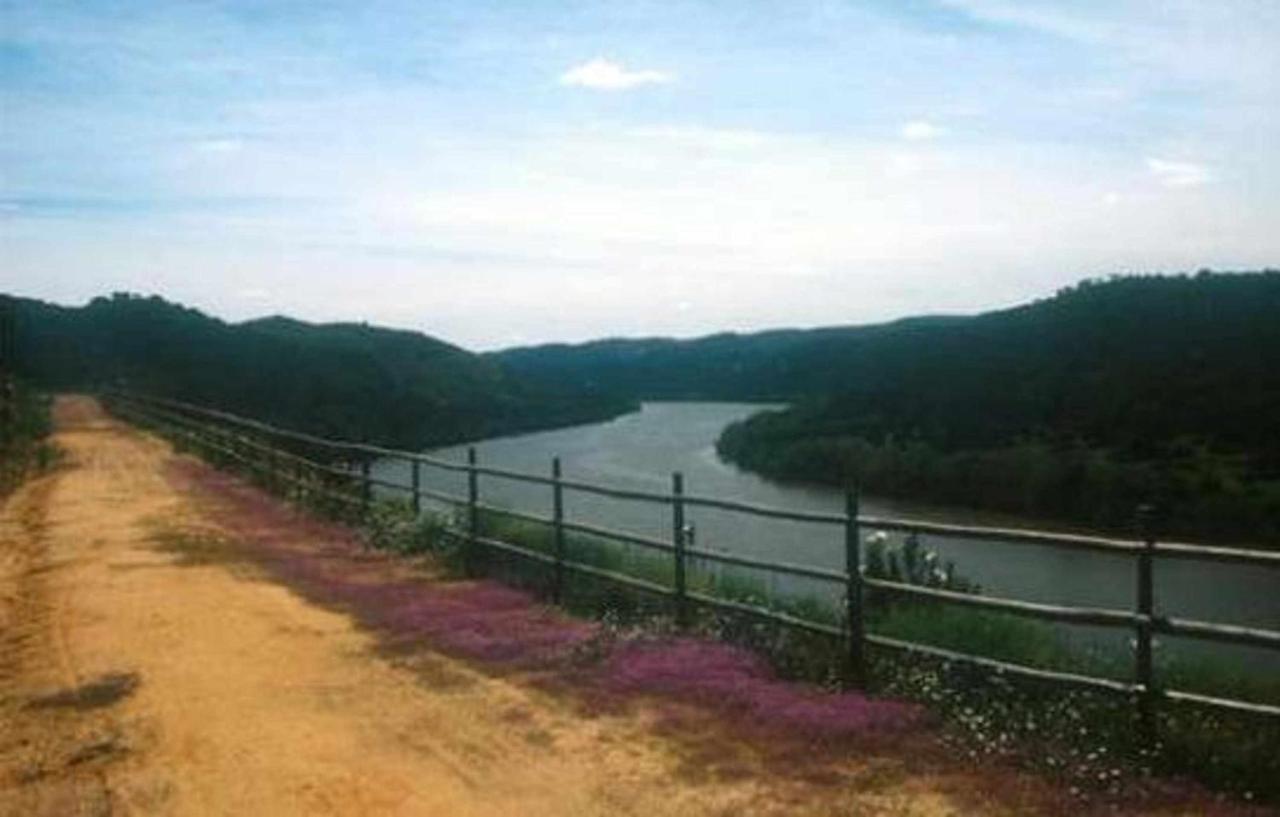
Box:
478;509;838;612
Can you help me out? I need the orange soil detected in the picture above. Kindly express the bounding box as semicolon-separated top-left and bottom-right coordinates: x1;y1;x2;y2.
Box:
0;396;1262;816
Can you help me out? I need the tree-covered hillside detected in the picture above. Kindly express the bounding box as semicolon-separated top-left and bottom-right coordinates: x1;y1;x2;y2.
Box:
9;293;634;449
715;272;1280;543
715;272;1280;458
499;271;1280;543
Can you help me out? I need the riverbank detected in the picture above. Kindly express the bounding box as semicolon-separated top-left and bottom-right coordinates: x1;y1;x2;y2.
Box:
716;411;1280;550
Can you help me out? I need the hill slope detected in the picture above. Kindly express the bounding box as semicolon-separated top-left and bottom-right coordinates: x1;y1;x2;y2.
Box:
498;271;1280;542
9;293;632;448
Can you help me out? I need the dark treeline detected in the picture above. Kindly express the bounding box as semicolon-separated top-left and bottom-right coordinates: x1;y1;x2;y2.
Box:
494;315;971;402
500;271;1280;545
716;272;1280;544
8;293;634;450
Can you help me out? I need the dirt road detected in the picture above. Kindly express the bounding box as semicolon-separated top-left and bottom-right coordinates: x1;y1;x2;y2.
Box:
0;397;1254;816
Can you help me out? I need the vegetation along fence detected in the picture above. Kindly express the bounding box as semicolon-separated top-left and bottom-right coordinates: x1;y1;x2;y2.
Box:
105;391;1280;736
0;297;16;436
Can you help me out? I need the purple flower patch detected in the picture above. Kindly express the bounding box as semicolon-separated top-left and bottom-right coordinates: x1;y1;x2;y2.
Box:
600;639;923;740
165;458;924;742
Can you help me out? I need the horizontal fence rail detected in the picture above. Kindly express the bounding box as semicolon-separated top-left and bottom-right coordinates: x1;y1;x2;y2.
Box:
104;391;1280;728
863;577;1142;628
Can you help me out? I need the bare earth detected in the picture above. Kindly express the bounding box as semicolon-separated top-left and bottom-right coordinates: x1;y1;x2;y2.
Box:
0;397;1263;816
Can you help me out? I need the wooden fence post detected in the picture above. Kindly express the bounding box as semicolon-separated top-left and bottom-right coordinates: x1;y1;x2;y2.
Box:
672;472;688;629
845;487;865;688
360;458;371;515
234;431;246;479
203;420;216;464
411;459;421;517
467;447;479;576
295;456;304;505
257;434;269;485
268;443;280;495
552;457;565;604
1135;504;1157;742
191;419;206;460
223;425;235;471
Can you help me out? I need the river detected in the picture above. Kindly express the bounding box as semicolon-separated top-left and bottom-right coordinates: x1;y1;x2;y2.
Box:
371;402;1279;675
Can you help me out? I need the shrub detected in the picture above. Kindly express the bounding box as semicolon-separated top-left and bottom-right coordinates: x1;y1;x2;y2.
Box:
361;498;456;560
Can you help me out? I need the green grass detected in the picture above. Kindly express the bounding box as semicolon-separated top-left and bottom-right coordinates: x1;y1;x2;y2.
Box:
870;605;1077;672
477;504;1280;691
1;383;58;496
476;507;845;626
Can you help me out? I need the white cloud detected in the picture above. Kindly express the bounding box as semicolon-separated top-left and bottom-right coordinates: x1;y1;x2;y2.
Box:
559;58;673;91
1145;157;1212;188
901;121;945;141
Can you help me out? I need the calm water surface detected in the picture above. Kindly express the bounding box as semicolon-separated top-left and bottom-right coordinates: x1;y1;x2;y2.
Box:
372;402;1279;673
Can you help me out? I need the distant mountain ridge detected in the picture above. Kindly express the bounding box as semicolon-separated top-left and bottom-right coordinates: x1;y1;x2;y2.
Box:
490;315;969;402
8;293;634;449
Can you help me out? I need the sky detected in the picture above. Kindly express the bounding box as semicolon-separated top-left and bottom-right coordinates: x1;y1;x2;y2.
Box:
2;1;1278;350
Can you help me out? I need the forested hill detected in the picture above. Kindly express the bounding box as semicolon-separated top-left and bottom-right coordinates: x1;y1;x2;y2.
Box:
498;271;1280;543
717;272;1280;459
9;293;634;449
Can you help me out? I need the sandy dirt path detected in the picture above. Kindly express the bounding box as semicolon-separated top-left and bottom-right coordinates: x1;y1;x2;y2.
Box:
0;397;1259;816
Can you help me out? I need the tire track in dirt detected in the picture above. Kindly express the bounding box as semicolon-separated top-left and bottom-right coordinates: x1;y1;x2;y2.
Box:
0;409;123;816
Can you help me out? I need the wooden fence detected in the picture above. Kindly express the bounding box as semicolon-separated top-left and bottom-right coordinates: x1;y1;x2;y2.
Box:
105;391;1280;732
